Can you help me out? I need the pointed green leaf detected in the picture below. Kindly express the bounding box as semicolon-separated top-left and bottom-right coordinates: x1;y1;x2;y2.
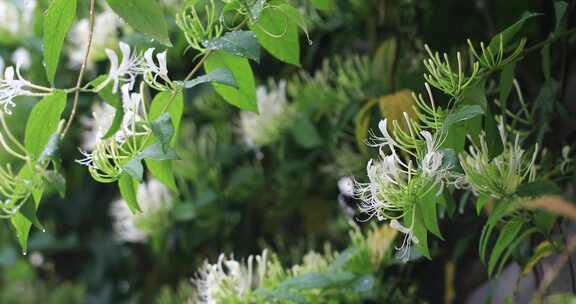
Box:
25;91;67;161
118;173;140;213
150;113;174;154
488;12;540;51
204;51;257;112
443;105;484;129
122;159;144;182
488;219;523;276
176;68;238;89
203;31;260;62
249;4;300;66
44;170;66;199
418;187;443;239
105;0;172;46
43;0;77;84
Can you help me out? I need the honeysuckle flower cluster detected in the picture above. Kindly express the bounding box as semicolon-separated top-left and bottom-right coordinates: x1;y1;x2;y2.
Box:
0;55;52;115
110;179;173;243
192;250;274;304
459;119;539;199
240;79;293;151
76;83;150;182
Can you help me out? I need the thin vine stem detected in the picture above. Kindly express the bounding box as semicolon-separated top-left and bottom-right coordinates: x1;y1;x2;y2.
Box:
61;0;96;139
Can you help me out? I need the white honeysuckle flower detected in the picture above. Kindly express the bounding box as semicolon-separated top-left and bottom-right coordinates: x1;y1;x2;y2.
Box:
0;60;37;114
111;179;173;243
143;48;170;90
390;219;418;262
11;47;31;70
0;1;22;35
117;84;147;143
80;102;116;151
194;250;269;304
420;130;443;176
69;9;120;69
240;79;292;150
105;42;144;93
337;176;354;197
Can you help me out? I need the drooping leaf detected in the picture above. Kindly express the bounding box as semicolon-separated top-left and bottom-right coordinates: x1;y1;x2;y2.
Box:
25;91;67;161
443;105;484;129
176;68;238;89
412;207;431;259
249;4;300;66
118;173;141;213
106;0;172;46
44;170;66;199
418;187;443;239
488;219;523;276
204;51;257;112
203;31;260;62
488;12;540;51
122;158;144;182
499;62;517;108
150;113;174;154
43;0;77;84
554;1;568;31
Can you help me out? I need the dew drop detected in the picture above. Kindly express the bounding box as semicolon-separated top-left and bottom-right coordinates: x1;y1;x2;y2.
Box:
42;229;46;233
22;251;27;256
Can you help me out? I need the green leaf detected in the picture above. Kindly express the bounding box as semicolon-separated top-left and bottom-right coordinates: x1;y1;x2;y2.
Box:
418;187;443;239
488;219;523;276
118;173;141;213
150;113;174;154
44;171;66;199
249;4;300;66
476;194;490;215
38;133;60;163
43;0;77;84
488;12;540;51
122;158;144;182
203;31;260;62
176;68;238;89
515;180;562;197
310;0;335;10
204;51;257;112
106;0;172;46
25;91;67;161
443;105;484;129
291;115;322;148
139;144;179;160
146;91;183;193
11;213;32;254
412;207;431;259
499;62;517;108
554;2;568;31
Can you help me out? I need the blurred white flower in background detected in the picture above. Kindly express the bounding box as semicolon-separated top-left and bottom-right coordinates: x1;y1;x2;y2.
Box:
11;47;31;70
240;79;293;153
0;0;36;37
80;102;116;151
110;179;173;243
68;7;120;70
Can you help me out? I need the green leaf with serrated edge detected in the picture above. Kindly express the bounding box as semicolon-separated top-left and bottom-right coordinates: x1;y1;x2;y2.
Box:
488;219;523;276
443;105;484;129
418;186;443;240
122;158;144;182
44;171;66;198
105;0;172;46
176;68;238;89
487;12;540;51
249;3;300;66
90;75;124;139
118;173;140;213
310;0;335;10
150;113;174;154
204;51;257;112
203;31;261;62
25;91;67;161
43;0;77;84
